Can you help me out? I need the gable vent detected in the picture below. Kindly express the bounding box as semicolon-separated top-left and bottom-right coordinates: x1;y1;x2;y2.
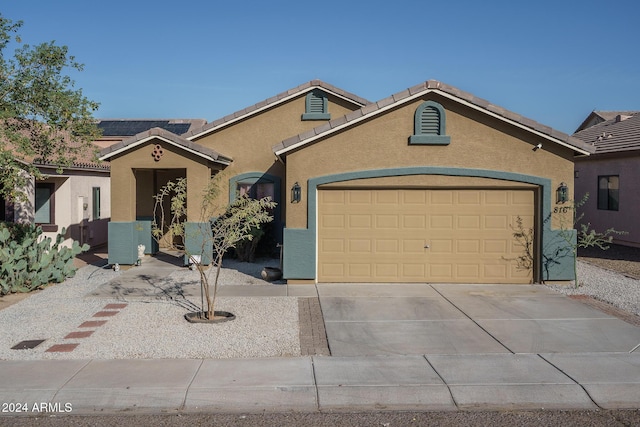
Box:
308;92;325;113
420;106;440;135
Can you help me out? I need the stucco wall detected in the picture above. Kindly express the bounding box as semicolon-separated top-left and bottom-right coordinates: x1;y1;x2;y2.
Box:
36;170;110;249
285;94;576;229
280;94;578;282
192;93;361;212
109;139;215;222
575;154;640;247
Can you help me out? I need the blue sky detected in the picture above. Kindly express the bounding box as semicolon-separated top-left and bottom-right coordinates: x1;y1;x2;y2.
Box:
3;0;639;134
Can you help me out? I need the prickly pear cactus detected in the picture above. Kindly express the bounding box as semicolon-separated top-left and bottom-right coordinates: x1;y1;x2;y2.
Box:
0;223;89;295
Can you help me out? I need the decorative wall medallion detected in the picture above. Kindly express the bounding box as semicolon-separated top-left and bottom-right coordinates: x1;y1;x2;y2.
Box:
152;144;164;161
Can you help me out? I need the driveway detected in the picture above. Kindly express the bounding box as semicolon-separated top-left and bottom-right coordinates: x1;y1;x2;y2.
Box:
318;283;640;356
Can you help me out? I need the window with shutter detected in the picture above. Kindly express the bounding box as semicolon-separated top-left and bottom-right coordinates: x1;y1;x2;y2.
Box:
93;186;101;219
302;90;330;120
409;101;451;145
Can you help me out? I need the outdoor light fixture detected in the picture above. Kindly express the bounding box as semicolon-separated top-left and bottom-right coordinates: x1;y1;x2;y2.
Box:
291;182;301;203
556;182;569;204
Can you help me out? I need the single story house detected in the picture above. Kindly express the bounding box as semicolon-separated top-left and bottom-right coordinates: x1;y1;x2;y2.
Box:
0;119;206;249
1;154;110;249
99;79;594;284
573;111;640;247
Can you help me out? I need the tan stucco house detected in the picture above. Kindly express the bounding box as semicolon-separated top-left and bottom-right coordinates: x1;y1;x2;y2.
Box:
99;79;594;283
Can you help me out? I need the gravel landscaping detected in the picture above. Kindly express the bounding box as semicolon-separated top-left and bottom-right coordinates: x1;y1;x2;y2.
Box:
0;257;300;360
0;245;638;360
543;244;640;318
544;261;640;317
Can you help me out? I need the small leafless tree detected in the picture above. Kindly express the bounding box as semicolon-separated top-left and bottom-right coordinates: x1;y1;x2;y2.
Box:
152;176;276;320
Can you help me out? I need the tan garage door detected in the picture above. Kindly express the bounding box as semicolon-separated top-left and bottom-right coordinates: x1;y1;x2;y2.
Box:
318;189;535;283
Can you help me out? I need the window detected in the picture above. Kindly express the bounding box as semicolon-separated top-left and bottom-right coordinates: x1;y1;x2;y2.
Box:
301;89;330;120
598;175;619;211
92;187;101;220
409;101;451;145
35;183;57;230
237;182;275;203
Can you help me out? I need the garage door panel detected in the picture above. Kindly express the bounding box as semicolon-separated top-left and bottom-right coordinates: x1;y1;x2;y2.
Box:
321;214;345;229
375;239;399;253
375;214;399;228
318;189;535;283
484;264;508;280
485;215;508;229
321;238;345;253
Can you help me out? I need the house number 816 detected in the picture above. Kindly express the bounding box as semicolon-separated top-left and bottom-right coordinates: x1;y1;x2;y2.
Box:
553;206;570;214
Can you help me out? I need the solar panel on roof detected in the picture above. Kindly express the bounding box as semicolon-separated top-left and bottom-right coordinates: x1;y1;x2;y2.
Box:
97;120;190;136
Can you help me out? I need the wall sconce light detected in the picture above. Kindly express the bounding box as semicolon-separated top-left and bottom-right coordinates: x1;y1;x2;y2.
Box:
556;182;569;204
291;182;301;203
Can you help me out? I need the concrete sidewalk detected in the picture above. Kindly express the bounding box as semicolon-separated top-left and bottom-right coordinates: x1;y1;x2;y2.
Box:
2;257;639;415
0;353;639;414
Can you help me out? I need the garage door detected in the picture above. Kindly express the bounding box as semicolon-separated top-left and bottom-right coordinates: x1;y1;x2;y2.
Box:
317;189;535;283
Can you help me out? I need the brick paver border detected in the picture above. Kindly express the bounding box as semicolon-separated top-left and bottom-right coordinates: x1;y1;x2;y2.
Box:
570;295;640;327
298;297;330;356
42;304;128;353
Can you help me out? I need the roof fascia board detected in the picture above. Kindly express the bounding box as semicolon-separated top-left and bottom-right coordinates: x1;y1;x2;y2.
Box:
275;89;592;157
99;135;231;165
34;164;109;173
186;86;368;141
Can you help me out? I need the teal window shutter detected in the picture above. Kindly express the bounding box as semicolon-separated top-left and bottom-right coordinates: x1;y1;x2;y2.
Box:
409;101;451;145
92;187;101;219
302;90;330;120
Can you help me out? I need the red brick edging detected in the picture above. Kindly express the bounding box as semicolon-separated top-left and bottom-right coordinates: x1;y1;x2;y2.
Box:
45;304;128;353
569;295;640;327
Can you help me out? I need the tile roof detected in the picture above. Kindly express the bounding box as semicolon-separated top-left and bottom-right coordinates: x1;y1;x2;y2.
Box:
98;127;232;164
575;111;640;133
183;80;371;140
274;80;595;157
33;155;110;172
1;121;108;172
572;112;640;154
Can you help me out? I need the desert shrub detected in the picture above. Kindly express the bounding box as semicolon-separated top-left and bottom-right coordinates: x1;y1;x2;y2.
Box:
0;222;88;295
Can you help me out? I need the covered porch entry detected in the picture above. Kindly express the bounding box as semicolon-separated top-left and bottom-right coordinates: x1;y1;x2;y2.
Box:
98;128;232;266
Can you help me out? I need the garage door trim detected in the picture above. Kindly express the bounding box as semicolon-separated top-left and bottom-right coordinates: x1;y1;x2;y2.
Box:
282;166;572;282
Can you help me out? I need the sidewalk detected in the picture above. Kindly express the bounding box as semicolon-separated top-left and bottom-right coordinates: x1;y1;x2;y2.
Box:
1;254;639;415
0;353;639;414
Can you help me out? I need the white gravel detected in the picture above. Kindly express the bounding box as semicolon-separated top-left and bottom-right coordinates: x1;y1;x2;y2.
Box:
1;257;638;360
0;258;299;360
544;260;640;317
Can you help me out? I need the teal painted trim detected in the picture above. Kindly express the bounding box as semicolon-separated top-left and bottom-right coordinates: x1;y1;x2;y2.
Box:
282;228;316;278
107;222;138;265
229;172;281;204
302;90;330;121
409;135;451;145
414;100;447;137
135;217;159;254
282;166;575;282
184;222;213;266
302;112;331;121
229;172;283;243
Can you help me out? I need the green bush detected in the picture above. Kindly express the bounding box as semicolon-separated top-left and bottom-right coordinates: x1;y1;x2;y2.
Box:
0;222;89;295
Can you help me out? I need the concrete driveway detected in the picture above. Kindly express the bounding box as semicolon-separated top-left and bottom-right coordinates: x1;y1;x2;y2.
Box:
318;283;640;356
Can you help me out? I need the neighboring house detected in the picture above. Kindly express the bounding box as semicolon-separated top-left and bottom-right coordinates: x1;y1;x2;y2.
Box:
0;119;206;249
1;151;111;249
100;79;594;284
573;111;640;248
